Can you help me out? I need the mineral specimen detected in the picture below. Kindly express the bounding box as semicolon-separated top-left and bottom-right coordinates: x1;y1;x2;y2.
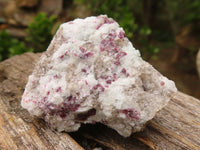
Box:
21;15;177;137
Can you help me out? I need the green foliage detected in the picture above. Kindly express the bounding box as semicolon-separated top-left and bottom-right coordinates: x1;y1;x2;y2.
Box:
138;26;159;60
184;0;200;24
0;30;32;61
139;26;152;36
0;13;57;62
0;30;11;61
8;39;33;57
173;0;200;24
26;12;57;52
165;0;200;34
142;45;159;60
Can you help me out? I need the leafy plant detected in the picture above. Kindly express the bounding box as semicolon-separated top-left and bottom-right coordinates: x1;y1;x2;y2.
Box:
26;12;57;52
8;39;33;57
0;30;11;61
138;26;159;60
165;0;200;34
0;13;57;62
0;30;32;61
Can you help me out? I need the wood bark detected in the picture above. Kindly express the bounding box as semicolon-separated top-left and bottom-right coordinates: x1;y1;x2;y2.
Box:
0;52;200;150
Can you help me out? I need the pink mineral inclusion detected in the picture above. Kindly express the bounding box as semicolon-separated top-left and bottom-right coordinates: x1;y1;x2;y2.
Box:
58;111;67;119
121;68;127;74
160;81;165;86
121;68;129;77
100;75;108;80
116;52;127;60
100;74;118;85
60;55;64;59
118;31;125;39
81;68;87;73
93;84;105;92
53;75;59;79
96;17;115;30
79;46;86;53
56;87;62;92
106;80;112;84
24;98;31;103
41;96;47;103
100;31;118;53
84;52;94;58
120;109;140;120
114;61;120;66
67;95;76;102
112;73;117;81
79;51;94;59
63;103;80;112
44;99;81;118
59;51;69;59
64;51;68;55
108;31;117;39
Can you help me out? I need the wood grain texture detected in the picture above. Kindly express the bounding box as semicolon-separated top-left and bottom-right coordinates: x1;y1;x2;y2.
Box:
0;53;84;150
0;52;200;150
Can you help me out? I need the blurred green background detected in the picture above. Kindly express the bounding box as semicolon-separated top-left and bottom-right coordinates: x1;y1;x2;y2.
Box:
0;0;200;98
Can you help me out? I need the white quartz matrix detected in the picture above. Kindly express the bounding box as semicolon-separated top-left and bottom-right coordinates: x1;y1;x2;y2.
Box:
21;15;177;137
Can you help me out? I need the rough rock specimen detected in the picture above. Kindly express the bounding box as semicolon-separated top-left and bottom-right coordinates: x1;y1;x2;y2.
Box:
21;15;177;137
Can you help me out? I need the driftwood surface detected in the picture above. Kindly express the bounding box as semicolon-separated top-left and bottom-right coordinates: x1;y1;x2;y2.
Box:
0;52;200;150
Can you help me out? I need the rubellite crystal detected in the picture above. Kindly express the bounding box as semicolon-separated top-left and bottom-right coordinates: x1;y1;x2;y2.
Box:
21;15;177;137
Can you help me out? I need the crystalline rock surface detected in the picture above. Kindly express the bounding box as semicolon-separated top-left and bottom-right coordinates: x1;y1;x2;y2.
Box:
21;15;177;137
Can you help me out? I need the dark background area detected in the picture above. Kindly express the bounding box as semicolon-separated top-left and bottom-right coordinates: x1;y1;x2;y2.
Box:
0;0;200;99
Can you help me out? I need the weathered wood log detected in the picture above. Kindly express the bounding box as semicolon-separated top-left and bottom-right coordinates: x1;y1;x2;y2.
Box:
0;52;200;150
0;53;84;150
